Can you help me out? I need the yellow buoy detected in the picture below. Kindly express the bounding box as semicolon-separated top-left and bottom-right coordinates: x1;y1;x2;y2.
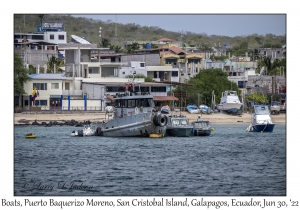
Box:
149;133;164;138
25;133;36;138
211;128;215;131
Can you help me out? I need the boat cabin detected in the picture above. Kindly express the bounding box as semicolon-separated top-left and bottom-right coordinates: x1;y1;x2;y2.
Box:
167;115;189;127
252;105;272;124
113;95;155;118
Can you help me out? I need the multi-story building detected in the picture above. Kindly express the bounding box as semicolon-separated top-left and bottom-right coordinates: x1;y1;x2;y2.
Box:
14;21;67;69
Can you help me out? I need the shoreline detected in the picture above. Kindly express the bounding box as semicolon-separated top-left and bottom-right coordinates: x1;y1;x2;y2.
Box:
14;111;286;125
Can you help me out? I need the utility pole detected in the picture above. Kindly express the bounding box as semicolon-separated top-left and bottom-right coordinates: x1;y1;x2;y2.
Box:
99;27;102;47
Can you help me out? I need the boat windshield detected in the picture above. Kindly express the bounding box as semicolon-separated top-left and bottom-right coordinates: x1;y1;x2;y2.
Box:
115;98;153;108
181;119;188;125
254;105;270;115
172;119;180;126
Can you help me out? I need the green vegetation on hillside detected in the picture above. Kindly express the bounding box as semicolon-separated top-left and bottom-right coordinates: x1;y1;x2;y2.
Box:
14;14;286;57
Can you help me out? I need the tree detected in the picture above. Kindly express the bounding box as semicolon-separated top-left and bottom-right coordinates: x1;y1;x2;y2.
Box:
28;64;36;74
245;92;268;106
126;42;140;53
14;52;31;95
110;44;122;53
46;55;64;73
102;38;111;48
173;69;240;108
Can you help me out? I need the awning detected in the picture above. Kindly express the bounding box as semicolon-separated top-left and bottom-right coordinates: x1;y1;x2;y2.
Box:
153;96;179;101
105;95;115;101
105;95;179;101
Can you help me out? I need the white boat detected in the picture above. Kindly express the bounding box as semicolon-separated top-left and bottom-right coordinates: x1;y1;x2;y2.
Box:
270;101;280;115
71;125;96;137
186;104;200;114
216;90;243;114
82;125;96;136
199;104;211;114
245;105;275;133
71;130;78;137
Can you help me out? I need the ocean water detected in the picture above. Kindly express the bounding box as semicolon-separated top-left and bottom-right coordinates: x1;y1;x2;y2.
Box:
14;124;286;196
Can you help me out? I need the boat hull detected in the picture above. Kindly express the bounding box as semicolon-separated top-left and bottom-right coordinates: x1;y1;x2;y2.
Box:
187;109;200;114
92;112;167;137
193;129;211;136
217;103;242;111
166;127;192;137
248;123;275;132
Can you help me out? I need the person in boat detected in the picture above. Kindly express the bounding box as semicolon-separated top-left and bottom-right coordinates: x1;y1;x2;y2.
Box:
197;115;201;122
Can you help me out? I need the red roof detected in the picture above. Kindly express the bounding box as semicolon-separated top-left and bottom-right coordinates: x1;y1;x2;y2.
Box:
157;38;173;42
106;95;115;101
159;51;176;56
169;46;185;54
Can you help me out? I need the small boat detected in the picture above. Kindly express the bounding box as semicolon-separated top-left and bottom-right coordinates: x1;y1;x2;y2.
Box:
216;90;243;114
25;133;36;138
71;125;96;137
199;104;211;114
149;133;164;138
71;130;78;137
186;104;200;114
270;101;280;115
161;105;170;114
165;115;193;137
245;105;275;132
191;116;213;136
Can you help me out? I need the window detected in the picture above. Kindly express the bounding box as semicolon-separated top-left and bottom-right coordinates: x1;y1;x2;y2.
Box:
122;72;125;75
51;83;59;89
50;34;54;40
140;63;145;67
106;86;125;92
277;51;281;54
33;83;47;90
89;68;100;74
65;82;70;90
172;71;178;77
34;100;48;106
151;86;166;92
32;35;44;40
127;99;136;108
58;35;64;40
134;86;149;93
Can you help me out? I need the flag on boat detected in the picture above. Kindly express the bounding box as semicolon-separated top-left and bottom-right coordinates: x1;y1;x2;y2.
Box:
32;87;37;102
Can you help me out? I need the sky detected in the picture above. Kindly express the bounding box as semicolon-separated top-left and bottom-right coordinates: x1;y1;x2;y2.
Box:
72;14;286;37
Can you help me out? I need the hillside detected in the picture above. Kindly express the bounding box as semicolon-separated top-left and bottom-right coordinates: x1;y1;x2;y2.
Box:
14;14;286;52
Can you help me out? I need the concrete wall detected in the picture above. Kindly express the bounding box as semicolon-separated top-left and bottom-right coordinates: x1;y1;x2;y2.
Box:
82;83;106;100
121;54;160;66
14;48;57;69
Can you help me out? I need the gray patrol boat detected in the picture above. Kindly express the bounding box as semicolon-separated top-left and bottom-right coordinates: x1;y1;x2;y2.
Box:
92;82;168;137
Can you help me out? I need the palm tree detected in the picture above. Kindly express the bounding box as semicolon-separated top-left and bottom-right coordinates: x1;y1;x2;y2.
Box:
46;55;64;73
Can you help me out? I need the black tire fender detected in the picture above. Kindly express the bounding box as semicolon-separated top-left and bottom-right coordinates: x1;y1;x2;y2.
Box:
158;115;168;127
